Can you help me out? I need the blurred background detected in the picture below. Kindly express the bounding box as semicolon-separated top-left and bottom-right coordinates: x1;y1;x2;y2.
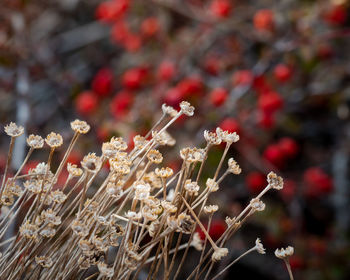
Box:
0;0;350;279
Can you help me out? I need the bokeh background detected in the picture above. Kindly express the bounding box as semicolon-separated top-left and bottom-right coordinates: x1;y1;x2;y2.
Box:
1;0;350;279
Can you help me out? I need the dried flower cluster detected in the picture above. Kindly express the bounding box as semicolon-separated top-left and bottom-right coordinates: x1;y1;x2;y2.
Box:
0;101;293;279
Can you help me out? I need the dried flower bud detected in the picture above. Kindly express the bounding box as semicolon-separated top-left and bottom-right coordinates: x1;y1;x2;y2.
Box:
35;256;53;268
79;239;94;252
250;198;266;212
155;167;173;178
50;190;67;204
142;205;158;221
27;135;44;149
4;122;24;137
149;220;160;237
180;147;205;163
204;130;221;145
133;135;149;150
167;215;179;231
102;142;119;159
206;178;219;192
7;183;23;197
212;247;228;262
1;192;14;206
255;238;266;254
227;158;242;175
216;127;240;143
162;103;178;117
204;205;219;214
125;211;142;220
275;246;294;259
93;236;109;252
45;132;63;148
106;183;123;199
84;199;99;214
152;130;176;146
180;101;195;116
70;119;90;134
147;149;163;164
267;171;283;190
184;180;200;196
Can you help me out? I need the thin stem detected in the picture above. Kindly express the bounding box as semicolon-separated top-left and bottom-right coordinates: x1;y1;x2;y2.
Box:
284;259;294;280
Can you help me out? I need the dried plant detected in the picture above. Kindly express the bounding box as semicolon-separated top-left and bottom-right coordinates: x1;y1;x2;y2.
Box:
0;101;293;280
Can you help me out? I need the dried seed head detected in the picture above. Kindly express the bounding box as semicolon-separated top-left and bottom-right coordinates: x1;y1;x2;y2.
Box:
142;205;158;221
134;182;151;201
125;250;141;271
275;246;294;259
50;190;67;204
166;215;179;231
133;135;149;150
20;221;39;240
155;167;173;178
204;204;219;214
147;149;163;164
161;201;177;214
180;147;205;163
250;198;266;212
72;220;89;237
67;163;83;177
255;238;266;254
102;142;119;159
152;130;176;146
84;199;99;214
267;171;283;190
35;256;53;268
96;216;109;226
97;262;114;277
143;172;162;189
1;192;14;206
204;130;221;145
212;247;229;262
70;119;90;134
93;236;109;252
184;180;200;196
106;183;123;199
27;134;44;149
206;178;219;192
24;180;42;194
79;239;94;252
110;136;128;151
191;232;203;251
81;153;102;173
180;101;195;116
41;209;61;225
125;211;142;220
4;122;24;137
109;232;121;246
40;225;56;238
162;103;178;117
216;127;240;143
45;132;63;148
227;158;242;175
177;213;195;234
148;220;160;237
7;183;23;197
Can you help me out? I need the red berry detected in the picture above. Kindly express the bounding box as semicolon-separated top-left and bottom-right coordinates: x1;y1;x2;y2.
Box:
110;90;134;119
111;21;129;43
246;172;266;193
204;57;220;75
123;34;142;52
253;75;271;94
304;167;333;197
263;144;285;168
122;68;144;90
258;91;283;113
324;5;347;25
197;220;226;241
289;256;305;270
95;0;129;23
258;111;275;129
278;137;299;158
157;61;176;81
76;91;98;115
274;64;292;83
219;118;240;134
141;17;160;37
210;0;232;18
177;77;203;98
209;87;228;107
92;68;113;97
253;9;274;31
281;179;296;201
232;70;253;86
163;87;183;108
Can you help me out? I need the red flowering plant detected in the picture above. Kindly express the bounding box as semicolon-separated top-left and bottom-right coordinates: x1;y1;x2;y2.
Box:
0;0;349;279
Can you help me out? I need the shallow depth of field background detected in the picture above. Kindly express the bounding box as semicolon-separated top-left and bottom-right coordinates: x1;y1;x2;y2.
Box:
0;0;350;279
